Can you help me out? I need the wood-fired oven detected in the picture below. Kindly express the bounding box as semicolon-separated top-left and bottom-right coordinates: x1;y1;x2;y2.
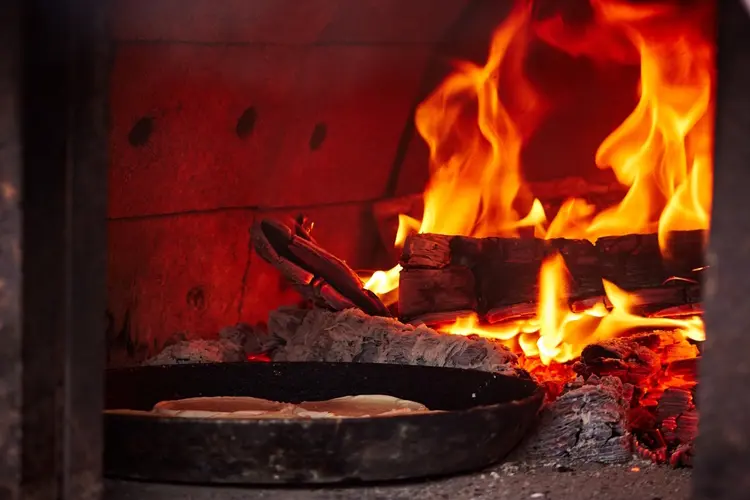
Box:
1;0;749;499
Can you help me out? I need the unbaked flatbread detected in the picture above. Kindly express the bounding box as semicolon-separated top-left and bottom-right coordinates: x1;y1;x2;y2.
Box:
106;395;434;419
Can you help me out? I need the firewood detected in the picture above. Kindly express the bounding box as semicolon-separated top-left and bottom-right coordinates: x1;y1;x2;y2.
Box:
398;234;602;319
371;176;626;261
655;388;693;423
406;310;476;327
398;267;477;319
486;303;537;323
665;357;699;380
652;303;703;318
398;231;704;322
595;230;706;290
400;233;455;268
262;307;523;377
513;376;633;464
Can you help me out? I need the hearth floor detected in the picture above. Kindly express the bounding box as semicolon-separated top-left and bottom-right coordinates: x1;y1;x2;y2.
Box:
105;461;690;500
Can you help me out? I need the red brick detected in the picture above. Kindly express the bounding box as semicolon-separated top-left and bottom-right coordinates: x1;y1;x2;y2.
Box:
107;210;254;352
112;0;339;44
112;0;470;45
319;0;469;44
109;44;304;217
110;44;432;217
107;202;386;352
394;133;430;197
268;45;432;208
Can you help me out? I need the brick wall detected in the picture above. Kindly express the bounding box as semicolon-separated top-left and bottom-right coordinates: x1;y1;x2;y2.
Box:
106;0;474;362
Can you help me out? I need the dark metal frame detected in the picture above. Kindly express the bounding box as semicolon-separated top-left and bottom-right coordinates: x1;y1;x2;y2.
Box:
693;1;750;499
0;0;109;498
0;0;746;498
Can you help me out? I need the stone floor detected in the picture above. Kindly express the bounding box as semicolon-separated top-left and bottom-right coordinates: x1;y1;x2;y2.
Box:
105;461;691;500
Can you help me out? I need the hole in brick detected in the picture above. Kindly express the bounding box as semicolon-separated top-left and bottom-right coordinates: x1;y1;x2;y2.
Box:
309;122;327;151
128;116;154;147
235;107;257;139
186;286;207;311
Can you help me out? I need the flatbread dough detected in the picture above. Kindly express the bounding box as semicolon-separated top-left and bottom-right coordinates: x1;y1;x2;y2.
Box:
106;395;434;419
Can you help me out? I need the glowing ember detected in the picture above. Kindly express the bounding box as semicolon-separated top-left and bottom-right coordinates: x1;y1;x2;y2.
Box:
362;0;712;369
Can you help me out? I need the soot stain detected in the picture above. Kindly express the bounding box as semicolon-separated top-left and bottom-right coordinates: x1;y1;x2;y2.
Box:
128;116;154;147
309;122;327;151
236;106;257;139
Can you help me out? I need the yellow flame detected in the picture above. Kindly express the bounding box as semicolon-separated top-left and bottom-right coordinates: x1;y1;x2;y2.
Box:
439;254;704;364
363;0;711;366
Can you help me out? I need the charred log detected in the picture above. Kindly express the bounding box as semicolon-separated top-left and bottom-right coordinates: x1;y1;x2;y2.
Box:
596;231;706;290
514;376;633;464
571;331;699;467
398;231;705;322
632;388;698;467
261;307;523;377
398;267;477;319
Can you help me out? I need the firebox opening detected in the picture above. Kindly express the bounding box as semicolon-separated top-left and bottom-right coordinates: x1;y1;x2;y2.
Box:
106;0;714;479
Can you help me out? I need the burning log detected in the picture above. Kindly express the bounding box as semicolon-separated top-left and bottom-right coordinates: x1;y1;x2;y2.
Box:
399;234;601;319
398;230;705;322
371;177;628;261
514;375;633;464
399;267;477;319
596;231;705;290
261;307;524;377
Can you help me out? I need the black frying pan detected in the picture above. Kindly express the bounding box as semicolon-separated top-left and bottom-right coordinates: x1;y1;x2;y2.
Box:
104;362;544;484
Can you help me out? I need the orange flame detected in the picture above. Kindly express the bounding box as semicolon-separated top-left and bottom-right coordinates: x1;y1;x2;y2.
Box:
537;0;714;255
364;0;546;297
416;0;543;239
363;0;711;367
440;254;705;365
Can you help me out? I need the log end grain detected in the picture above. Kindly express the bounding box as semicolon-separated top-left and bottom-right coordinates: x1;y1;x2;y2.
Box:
513;376;633;464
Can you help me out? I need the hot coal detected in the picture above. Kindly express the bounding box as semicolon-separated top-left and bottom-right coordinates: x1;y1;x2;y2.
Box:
571;331;699;467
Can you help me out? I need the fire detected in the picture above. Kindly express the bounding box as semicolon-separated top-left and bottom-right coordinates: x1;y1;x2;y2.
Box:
363;0;546;298
439;253;704;367
535;0;714;256
415;0;543;239
361;0;712;366
361;265;401;304
360;213;422;302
